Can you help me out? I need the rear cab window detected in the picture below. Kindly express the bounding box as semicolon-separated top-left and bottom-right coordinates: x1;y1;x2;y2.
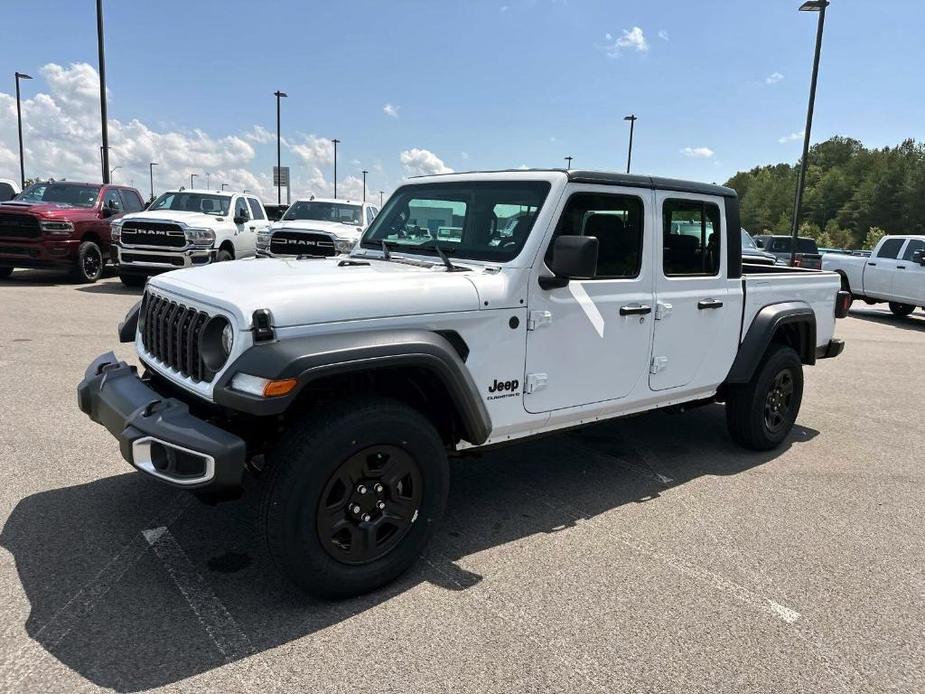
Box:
662;199;722;276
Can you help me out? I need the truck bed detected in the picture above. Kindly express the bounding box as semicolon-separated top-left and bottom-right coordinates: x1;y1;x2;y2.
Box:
742;265;841;351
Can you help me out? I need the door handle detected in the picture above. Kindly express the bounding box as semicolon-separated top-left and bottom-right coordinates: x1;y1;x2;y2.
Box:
697;299;724;310
867;262;876;266
897;265;906;269
619;304;652;316
249;225;256;231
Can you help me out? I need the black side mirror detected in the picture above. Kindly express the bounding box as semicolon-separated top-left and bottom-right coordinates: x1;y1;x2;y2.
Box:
233;215;247;225
913;249;925;265
754;239;765;248
540;235;598;289
100;207;114;218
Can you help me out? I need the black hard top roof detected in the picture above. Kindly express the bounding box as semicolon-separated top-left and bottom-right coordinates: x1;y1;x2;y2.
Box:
408;168;736;198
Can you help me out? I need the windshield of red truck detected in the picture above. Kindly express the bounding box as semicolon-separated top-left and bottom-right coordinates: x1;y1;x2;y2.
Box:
15;182;101;208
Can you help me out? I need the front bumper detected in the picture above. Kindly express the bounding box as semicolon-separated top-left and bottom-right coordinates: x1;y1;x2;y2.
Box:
815;338;845;360
77;352;246;491
0;238;80;266
113;244;216;272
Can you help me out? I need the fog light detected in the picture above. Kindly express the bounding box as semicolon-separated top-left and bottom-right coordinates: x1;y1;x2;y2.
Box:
230;373;298;398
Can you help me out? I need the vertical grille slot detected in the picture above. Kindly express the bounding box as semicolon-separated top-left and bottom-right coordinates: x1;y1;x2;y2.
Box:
139;291;214;382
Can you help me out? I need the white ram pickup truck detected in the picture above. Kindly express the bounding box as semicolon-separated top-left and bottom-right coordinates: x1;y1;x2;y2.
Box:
78;170;849;598
257;197;379;258
111;189;270;287
822;235;925;316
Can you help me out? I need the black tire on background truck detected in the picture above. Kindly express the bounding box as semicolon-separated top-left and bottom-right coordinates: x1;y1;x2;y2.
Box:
725;344;804;451
119;273;147;288
0;266;12;279
888;302;915;317
259;397;449;599
215;249;233;262
70;240;104;283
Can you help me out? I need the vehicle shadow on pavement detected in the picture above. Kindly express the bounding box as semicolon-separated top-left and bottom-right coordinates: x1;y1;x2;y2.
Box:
0;404;817;691
75;282;143;296
848;307;925;332
0;267;119;287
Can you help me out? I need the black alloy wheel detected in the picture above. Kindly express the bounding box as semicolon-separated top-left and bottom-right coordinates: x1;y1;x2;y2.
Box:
316;445;423;565
763;369;795;434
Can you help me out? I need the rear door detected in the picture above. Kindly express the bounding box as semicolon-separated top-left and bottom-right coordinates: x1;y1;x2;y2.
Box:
864;237;905;299
649;193;742;392
524;186;654;412
893;238;925;305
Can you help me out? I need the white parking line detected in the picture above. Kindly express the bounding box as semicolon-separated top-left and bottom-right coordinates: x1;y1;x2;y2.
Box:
143;526;253;663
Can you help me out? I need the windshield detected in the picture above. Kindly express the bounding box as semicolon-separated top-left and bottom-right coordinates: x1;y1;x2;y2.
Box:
741;229;758;250
15;182;100;208
283;201;362;225
361;181;551;262
769;237;819;254
148;191;230;216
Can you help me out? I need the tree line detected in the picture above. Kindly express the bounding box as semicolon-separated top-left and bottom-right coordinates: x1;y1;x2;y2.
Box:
725;137;925;249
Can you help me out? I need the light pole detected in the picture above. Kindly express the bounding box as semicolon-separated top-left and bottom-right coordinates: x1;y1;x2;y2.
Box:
274;90;287;205
379;191;384;207
331;138;341;198
789;0;830;266
96;0;110;183
206;172;211;189
110;165;121;181
14;72;32;189
221;183;228;191
190;173;197;189
362;170;368;202
149;162;157;200
624;114;637;174
564;155;573;171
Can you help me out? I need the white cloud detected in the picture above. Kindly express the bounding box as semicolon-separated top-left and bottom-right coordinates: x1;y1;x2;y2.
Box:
778;130;804;144
602;27;649;57
765;72;784;85
399;148;453;176
460;151;469;160
383;103;400;119
681;146;715;158
658;29;669;41
0;62;378;202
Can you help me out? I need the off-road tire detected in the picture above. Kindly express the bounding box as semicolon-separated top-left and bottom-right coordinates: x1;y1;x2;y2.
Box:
0;266;13;279
888;302;915;317
259;397;449;599
119;273;147;288
215;249;233;262
726;344;804;451
70;241;104;283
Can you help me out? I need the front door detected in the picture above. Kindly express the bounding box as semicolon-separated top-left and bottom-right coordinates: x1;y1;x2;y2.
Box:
524;187;655;413
893;238;925;305
649;193;741;392
865;237;905;299
232;196;255;256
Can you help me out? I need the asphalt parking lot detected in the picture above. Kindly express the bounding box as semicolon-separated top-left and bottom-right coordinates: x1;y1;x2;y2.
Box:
0;268;923;694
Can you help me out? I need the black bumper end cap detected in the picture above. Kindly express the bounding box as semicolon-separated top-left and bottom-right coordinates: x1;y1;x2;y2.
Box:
816;338;845;360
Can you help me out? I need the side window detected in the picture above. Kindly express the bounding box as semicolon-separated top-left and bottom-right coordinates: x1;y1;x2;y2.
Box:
876;238;904;259
546;192;644;279
121;189;144;212
103;189;123;212
0;183;15;201
902;239;925;261
366;206;377;224
234;196;250;220
247;198;265;220
663;199;722;276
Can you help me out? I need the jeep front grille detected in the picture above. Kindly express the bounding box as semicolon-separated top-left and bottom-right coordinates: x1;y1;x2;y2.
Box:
121;221;186;248
140;292;212;382
0;213;41;239
269;231;336;257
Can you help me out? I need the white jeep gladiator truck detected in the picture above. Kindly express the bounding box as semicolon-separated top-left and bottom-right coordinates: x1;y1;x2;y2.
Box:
822;235;925;316
257;197;379;258
78;170;849;598
111;189;270;287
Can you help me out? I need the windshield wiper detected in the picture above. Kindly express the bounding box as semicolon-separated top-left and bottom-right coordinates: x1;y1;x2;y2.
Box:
377;239;460;270
380;240;391;260
415;240;467;272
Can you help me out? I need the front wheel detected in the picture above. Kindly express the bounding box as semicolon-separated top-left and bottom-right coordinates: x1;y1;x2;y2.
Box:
215;248;233;262
888;302;915;317
259;397;448;598
726;344;804;451
70;241;104;283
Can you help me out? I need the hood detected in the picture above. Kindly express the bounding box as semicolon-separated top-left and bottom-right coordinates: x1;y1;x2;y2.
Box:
149;257;484;328
270;219;363;239
121;210;226;228
0;200;98;219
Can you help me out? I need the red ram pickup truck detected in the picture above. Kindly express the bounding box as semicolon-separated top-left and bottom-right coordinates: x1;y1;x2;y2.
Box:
0;180;145;283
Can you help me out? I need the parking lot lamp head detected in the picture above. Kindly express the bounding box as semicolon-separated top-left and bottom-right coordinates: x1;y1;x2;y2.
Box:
564;155;573;171
190;173;198;189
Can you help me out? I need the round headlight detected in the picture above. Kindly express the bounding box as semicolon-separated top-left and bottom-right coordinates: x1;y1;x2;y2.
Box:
221;322;234;355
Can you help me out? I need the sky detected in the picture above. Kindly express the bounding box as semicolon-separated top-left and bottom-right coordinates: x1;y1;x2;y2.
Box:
0;0;921;202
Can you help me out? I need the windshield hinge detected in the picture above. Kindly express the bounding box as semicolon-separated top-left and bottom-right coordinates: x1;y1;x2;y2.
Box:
527;310;552;331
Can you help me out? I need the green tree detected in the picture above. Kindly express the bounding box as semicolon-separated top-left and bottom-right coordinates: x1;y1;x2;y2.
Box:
862;226;886;251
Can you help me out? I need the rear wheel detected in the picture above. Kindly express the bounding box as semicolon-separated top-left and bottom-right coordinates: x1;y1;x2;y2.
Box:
259;397;448;598
726;344;804;451
70;241;104;283
119;272;147;288
0;266;13;279
888;302;915;317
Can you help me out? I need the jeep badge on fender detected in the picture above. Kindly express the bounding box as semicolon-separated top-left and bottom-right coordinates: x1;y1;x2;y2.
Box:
77;169;847;599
